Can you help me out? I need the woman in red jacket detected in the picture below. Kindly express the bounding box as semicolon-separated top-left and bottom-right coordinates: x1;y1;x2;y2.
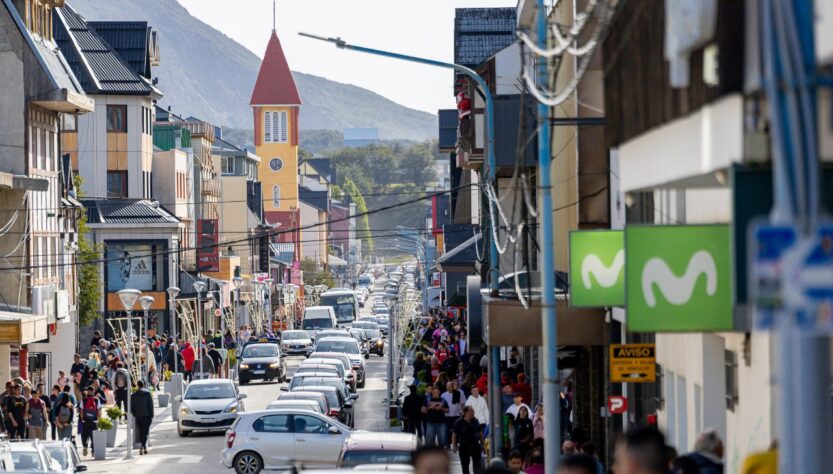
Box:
181;342;195;382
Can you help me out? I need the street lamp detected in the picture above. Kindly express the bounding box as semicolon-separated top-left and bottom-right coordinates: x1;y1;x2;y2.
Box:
232;276;243;333
139;295;154;385
265;278;274;330
166;286;180;375
116;288;140;460
192;280;206;377
383;293;398;415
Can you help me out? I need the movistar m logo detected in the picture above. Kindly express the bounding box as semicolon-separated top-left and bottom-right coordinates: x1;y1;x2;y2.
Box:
641;251;717;307
580;250;624;289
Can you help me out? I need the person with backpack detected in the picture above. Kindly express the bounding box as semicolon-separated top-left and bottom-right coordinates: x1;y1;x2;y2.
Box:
111;363;130;423
54;392;74;442
5;384;26;439
25;385;48;440
79;388;100;456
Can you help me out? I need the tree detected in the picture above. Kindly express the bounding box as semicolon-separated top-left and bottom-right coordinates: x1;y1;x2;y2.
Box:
75;176;102;328
339;179;374;256
300;258;336;287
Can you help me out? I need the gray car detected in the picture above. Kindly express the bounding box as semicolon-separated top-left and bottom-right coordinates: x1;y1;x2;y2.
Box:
310;337;366;388
176;379;246;436
221;409;351;473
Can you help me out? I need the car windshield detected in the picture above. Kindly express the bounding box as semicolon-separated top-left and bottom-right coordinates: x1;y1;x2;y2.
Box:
303;317;333;330
185;383;236;400
341;450;414;468
365;329;381;338
44;446;68;469
281;331;307;340
319;294;356;324
291;375;340;390
283;394;327;412
316;340;359;354
11;450;45;471
242;345;278;358
298;366;337;375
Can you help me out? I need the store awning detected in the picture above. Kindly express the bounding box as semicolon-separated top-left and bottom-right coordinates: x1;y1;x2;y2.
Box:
328;254;348;267
436;232;481;273
270;243;295;265
0;312;48;344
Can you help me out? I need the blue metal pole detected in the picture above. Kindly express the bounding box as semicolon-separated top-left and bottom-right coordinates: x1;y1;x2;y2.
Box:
312;37;504;456
535;0;560;470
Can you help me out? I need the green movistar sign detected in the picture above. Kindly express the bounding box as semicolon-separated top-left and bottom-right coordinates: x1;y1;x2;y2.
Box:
625;225;733;332
569;230;625;307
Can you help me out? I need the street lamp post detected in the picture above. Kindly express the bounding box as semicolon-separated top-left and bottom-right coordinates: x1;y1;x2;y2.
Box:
166;286;181;402
384;292;398;415
116;289;141;460
193;281;206;378
139;296;154;386
265;278;274;330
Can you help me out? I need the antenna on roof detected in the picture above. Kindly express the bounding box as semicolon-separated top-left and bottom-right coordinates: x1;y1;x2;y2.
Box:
272;0;276;32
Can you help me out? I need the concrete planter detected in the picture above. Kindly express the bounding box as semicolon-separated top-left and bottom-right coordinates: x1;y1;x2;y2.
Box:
92;431;108;460
106;425;117;448
157;393;170;408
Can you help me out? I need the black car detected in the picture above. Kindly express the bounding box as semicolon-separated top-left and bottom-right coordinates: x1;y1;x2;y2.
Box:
237;342;288;385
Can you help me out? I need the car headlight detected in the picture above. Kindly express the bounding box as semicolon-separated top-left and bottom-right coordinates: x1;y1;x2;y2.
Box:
180;405;192;415
376;340;384;347
224;403;238;414
269;362;280;368
240;363;249;369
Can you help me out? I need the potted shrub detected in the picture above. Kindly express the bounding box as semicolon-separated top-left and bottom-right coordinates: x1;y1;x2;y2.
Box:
94;418;111;460
105;407;123;448
157;390;170;408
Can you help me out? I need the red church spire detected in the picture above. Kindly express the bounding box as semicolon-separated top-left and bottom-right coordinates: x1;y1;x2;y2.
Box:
249;30;302;106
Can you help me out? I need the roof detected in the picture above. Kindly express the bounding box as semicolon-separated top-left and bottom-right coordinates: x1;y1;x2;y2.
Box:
250;30;302;106
270;242;295;265
328;254;348;267
454;8;517;69
87;21;152;78
82;199;180;225
1;0;87;99
344;432;418;451
54;5;157;96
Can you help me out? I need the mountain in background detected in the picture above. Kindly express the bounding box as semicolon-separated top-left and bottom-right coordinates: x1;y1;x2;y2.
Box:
69;0;437;141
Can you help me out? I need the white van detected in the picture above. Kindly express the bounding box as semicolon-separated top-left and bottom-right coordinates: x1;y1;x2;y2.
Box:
302;306;338;338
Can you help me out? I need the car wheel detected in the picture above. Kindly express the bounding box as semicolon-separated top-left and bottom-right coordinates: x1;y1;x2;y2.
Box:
357;378;366;389
234;451;263;474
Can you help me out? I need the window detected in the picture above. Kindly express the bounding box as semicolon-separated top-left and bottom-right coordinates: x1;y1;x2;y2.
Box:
725;350;738;410
293;415;330;434
273;185;280;208
263;111;288;143
252;414;292;433
107;105;127;133
61;114;76;132
222;156;235;174
107;171;127;198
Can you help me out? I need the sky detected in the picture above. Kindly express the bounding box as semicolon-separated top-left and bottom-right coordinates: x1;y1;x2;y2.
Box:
178;0;517;115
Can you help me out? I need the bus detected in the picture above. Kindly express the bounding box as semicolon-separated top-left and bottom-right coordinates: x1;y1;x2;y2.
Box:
319;290;359;326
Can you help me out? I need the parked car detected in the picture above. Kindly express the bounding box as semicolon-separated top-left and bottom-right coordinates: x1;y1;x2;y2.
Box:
0;440;13;471
274;391;330;414
222;409;351;473
279;330;312;354
337;432;418;468
291;385;355;428
43;440;86;473
238;342;288;385
306;355;356;392
297;362;353;391
266;399;323;414
293;365;340;380
177;379;246;436
8;440;61;472
310;337;366;387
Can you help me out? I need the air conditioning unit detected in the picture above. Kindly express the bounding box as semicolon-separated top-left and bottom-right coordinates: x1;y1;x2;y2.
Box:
32;284;56;324
55;290;69;322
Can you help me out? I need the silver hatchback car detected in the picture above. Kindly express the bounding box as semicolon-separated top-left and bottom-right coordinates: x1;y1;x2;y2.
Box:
222;409;351;473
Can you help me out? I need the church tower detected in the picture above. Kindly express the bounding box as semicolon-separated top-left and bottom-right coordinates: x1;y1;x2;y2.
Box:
250;25;302;247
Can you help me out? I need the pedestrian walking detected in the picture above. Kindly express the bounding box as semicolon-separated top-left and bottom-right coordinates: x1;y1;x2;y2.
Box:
112;362;130;422
207;343;223;378
25;386;47;440
130;380;154;455
48;385;61;440
442;381;466;448
464;386;489;434
402;385;423;440
423;386;449;447
79;388;100;456
181;341;196;382
677;428;725;474
451;406;485;474
54;393;74;442
5;385;26;439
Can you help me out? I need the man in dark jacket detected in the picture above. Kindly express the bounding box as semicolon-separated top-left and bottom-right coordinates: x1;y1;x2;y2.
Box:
402;385;423;440
130;380;154;455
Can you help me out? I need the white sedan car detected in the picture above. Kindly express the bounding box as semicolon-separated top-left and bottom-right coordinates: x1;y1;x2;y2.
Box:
177;379;246;436
222;409;351;473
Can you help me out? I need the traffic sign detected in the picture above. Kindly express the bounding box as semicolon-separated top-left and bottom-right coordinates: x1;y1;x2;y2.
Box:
608;395;628;414
214;308;222;317
782;224;833;330
749;222;798;329
610;343;656;383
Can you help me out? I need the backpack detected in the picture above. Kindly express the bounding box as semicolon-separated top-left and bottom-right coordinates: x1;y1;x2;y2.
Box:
82;398;98;421
115;370;128;389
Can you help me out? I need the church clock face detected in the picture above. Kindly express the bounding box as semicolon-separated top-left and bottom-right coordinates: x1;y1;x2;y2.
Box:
269;157;284;172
